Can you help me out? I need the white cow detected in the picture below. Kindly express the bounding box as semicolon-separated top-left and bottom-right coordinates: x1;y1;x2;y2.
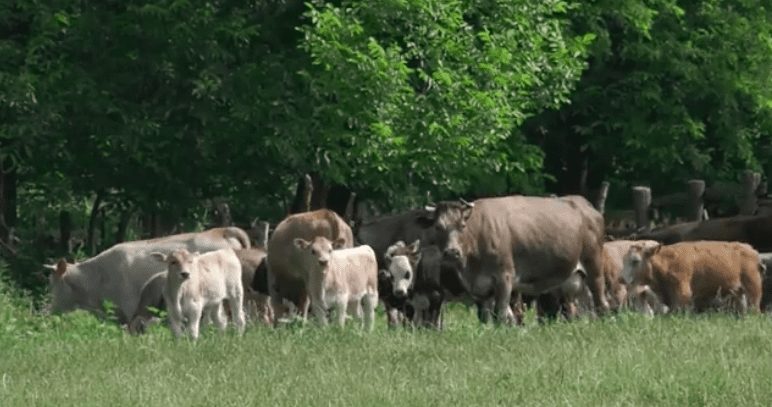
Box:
293;236;378;331
151;248;245;340
45;227;250;323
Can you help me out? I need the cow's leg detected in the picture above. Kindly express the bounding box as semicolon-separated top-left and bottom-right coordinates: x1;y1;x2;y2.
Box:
229;285;246;335
386;306;401;328
209;303;228;332
510;292;526;326
186;303;203;341
476;300;492;324
334;298;347;328
535;293;560;324
311;295;328;327
267;269;285;327
167;302;185;338
492;269;515;325
581;247;610;315
362;294;377;332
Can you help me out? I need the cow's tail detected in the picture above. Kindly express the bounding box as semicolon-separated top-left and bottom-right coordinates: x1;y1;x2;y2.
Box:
326;209;341;240
224;227;251;249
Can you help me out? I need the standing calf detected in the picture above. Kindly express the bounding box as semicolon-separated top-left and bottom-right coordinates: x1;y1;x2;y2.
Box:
294;237;378;331
622;241;763;314
151;248;245;340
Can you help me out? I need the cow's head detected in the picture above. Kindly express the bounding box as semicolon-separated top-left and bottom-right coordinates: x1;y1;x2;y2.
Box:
293;236;346;274
150;250;200;283
383;240;422;298
421;199;474;264
45;259;89;314
626;284;669;317
621;243;661;284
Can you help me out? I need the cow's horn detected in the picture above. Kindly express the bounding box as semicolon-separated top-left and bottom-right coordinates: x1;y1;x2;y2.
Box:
459;198;475;208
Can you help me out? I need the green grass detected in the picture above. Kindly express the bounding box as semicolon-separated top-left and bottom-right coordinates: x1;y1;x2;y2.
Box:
2;304;772;407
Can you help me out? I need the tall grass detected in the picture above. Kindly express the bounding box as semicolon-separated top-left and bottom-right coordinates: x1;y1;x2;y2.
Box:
1;292;771;406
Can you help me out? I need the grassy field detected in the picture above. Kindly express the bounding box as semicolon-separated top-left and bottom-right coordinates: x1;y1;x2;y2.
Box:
2;302;772;407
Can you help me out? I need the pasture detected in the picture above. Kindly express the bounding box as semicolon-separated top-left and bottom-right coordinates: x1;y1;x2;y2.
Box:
2;300;772;406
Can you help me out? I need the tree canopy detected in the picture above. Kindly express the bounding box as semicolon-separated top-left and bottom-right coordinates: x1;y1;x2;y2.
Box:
1;0;771;289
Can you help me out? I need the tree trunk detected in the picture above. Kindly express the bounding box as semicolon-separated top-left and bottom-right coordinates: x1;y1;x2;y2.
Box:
59;210;72;253
115;207;134;244
289;174;313;214
86;191;104;255
327;184;353;218
309;172;329;210
0;160;17;243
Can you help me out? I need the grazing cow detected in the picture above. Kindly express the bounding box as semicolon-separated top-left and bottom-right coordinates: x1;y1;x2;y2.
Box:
45;227;251;324
354;210;437;327
424;195;608;323
127;272;167;334
267;209;354;323
293;236;379;330
635;214;772;252
151;248;245;340
234;248;273;326
626;284;670;317
601;240;661;309
621;241;763;313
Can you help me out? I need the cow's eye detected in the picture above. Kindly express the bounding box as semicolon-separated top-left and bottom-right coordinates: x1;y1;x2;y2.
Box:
311;249;316;256
170;260;178;266
404;271;411;280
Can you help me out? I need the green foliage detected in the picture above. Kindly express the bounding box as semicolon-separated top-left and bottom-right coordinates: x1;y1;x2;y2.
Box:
300;0;592;200
529;0;772;193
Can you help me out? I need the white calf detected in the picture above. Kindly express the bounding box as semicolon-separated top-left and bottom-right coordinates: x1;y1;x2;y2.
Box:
293;237;379;331
151;248;245;340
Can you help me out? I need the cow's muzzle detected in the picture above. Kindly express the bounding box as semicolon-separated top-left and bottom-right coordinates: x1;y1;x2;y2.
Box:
444;247;462;260
394;289;407;298
180;271;190;280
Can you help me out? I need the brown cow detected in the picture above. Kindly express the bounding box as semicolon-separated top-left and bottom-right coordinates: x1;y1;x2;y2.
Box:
635;214;772;252
266;209;354;323
621;241;764;313
424;195;608;324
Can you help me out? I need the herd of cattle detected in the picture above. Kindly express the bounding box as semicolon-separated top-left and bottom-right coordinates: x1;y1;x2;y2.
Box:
44;194;772;339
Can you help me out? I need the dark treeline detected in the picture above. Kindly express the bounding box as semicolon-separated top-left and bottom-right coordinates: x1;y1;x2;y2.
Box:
1;0;771;292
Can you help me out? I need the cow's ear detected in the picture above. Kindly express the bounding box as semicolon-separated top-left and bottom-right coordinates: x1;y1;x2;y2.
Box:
293;238;311;250
149;252;167;263
643;244;661;258
407;239;421;254
55;259;68;277
385;241;404;263
461;205;474;222
332;238;347;250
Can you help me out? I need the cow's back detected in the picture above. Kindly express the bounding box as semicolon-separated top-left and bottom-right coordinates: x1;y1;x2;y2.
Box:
330;245;378;293
268;209;354;282
465;196;603;283
654;241;762;310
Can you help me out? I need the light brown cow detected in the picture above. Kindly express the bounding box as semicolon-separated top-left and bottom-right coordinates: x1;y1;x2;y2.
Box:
601;240;660;310
266;209;354;323
621;241;764;313
425;195;607;324
293;236;379;330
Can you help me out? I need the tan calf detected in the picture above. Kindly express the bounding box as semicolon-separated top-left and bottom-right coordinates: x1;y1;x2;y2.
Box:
622;241;763;313
294;237;378;331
